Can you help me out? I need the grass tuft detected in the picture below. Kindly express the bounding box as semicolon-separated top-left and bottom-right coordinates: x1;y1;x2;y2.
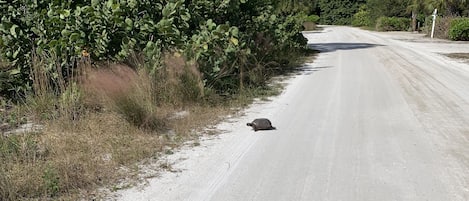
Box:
0;47;317;200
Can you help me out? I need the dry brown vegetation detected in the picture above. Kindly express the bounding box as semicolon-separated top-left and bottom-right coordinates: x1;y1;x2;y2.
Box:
425;16;463;40
445;53;469;62
0;51;283;200
303;22;317;31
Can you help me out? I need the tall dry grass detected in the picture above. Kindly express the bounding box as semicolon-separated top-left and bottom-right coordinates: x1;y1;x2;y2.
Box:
303;22;317;31
0;47;288;200
0;50;228;200
83;64;161;130
28;50;87;122
0;112;166;200
154;52;204;105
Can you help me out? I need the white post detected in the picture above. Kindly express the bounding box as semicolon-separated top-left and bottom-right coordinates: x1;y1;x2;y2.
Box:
431;9;438;38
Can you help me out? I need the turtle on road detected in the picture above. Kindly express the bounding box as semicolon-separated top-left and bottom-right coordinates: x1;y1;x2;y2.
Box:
247;118;276;131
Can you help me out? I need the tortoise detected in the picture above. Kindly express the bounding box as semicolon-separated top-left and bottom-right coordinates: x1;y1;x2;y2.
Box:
247;118;276;131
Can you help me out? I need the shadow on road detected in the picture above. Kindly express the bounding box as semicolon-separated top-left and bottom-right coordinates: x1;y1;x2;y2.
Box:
308;42;383;53
288;66;334;76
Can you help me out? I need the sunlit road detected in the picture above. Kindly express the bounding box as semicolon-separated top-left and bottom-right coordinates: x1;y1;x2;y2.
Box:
116;26;469;201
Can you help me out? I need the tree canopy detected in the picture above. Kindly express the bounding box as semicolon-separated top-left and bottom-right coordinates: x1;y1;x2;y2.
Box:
275;0;469;25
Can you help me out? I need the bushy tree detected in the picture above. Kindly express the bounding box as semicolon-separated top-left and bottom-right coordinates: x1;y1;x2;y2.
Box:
352;5;372;27
367;0;412;24
319;0;365;25
448;17;469;40
426;0;468;16
0;0;310;99
274;0;319;14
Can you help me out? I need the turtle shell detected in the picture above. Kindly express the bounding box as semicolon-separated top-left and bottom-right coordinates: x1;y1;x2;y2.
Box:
247;118;276;131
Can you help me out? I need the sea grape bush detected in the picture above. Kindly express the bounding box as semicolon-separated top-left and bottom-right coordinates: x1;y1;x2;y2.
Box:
0;0;308;99
375;16;411;31
448;18;469;41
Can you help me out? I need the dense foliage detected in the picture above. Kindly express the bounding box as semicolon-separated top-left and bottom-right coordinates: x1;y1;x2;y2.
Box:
352;5;372;27
353;0;469;39
306;15;320;23
448;17;469;40
0;0;309;100
375;17;412;31
274;0;319;14
366;0;411;24
1;0;191;98
318;0;365;25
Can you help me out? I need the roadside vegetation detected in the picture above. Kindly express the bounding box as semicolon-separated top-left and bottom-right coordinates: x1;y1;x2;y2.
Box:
355;0;469;40
2;0;468;200
275;0;469;41
0;0;319;200
311;0;469;40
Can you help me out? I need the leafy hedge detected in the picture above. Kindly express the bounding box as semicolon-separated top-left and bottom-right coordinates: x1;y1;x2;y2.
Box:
0;0;308;99
375;16;411;31
352;5;371;27
1;0;189;98
306;15;320;24
448;18;469;41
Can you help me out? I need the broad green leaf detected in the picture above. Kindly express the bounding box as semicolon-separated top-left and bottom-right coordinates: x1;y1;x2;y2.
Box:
9;69;20;75
230;37;238;46
63;9;71;17
10;25;18;38
156;19;172;32
230;27;239;37
128;0;137;9
47;9;53;17
59;10;70;19
12;48;20;59
106;0;113;9
91;0;99;7
49;40;58;48
146;41;154;48
61;29;70;37
111;3;120;11
181;13;190;21
270;14;277;22
75;6;81;16
0;23;5;33
218;24;229;32
69;33;80;41
125;18;133;28
31;27;41;35
162;3;176;17
207;19;216;30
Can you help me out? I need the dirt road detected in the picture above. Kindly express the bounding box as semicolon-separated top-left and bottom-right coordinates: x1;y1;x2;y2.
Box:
115;26;469;201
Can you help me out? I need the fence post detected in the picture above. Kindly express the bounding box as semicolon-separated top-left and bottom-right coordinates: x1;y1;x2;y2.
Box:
431;9;438;38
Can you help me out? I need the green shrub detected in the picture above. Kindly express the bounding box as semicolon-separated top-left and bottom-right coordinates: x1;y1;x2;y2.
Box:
376;17;411;31
306;15;320;23
185;1;307;93
352;5;371;27
448;18;469;41
1;0;308;100
0;0;190;99
303;15;320;31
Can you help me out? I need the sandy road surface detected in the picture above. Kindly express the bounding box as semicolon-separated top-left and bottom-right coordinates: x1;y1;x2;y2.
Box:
114;26;469;201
